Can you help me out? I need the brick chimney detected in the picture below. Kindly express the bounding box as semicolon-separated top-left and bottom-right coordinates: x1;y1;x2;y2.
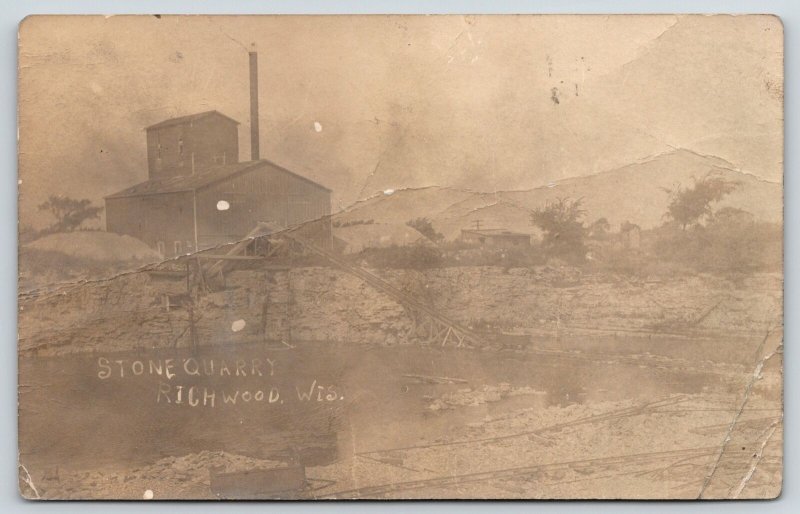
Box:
249;45;260;161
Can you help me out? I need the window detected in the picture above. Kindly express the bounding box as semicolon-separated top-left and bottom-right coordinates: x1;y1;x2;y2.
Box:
155;141;163;170
155;133;163;170
156;241;165;257
174;241;183;256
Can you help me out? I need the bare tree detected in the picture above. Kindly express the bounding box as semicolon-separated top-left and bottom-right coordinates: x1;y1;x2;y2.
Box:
38;195;103;234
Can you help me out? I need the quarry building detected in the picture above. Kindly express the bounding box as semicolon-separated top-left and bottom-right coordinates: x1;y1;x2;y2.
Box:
105;52;331;258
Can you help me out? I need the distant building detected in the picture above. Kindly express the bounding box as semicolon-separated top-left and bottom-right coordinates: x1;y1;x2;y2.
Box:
460;228;531;248
105;111;331;258
619;221;641;250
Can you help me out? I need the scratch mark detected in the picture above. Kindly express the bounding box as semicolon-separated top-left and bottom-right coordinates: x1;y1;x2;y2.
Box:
213;22;249;53
356;159;382;201
730;419;781;498
697;331;781;498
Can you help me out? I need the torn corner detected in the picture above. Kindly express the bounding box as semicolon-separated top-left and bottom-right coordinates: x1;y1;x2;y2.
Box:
18;462;41;500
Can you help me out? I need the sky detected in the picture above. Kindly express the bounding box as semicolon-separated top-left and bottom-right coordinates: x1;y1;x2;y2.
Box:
18;14;783;228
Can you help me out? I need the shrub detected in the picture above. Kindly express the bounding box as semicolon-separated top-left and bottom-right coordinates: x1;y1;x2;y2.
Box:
662;173;739;229
530;197;587;264
651;211;781;274
406;217;444;243
444;245;546;268
354;244;443;269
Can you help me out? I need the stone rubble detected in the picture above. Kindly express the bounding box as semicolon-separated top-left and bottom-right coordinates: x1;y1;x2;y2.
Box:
19;265;782;357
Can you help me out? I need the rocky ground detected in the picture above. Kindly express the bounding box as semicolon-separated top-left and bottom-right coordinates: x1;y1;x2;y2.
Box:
426;384;547;411
25;451;284;500
18;263;783;499
315;393;782;499
21;328;782;500
18;265;782;357
29;387;781;500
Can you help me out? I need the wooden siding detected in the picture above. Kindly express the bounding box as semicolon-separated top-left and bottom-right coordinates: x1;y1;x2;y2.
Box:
106;163;331;255
195;166;331;249
146;115;238;180
105;192;195;258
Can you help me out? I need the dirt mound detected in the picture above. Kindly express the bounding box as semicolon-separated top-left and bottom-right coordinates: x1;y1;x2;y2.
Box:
25;231;160;262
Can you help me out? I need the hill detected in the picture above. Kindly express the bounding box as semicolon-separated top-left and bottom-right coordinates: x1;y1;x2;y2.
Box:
330;149;782;246
498;149;781;230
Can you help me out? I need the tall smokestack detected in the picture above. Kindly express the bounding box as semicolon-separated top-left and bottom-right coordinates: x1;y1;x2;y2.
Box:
249;45;260;161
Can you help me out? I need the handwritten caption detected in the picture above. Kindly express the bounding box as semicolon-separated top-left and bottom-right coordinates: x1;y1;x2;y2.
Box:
96;356;342;409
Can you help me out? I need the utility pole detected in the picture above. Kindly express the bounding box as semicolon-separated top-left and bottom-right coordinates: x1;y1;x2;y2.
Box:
473;219;482;231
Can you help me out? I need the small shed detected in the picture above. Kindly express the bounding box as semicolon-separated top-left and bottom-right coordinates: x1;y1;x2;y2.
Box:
459;229;531;248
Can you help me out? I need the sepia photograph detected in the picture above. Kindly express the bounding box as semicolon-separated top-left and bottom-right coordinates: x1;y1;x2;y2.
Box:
16;14;783;500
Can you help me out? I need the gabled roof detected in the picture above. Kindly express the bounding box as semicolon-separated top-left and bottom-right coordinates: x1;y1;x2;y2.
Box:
145;110;240;131
105;159;331;200
461;228;530;237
